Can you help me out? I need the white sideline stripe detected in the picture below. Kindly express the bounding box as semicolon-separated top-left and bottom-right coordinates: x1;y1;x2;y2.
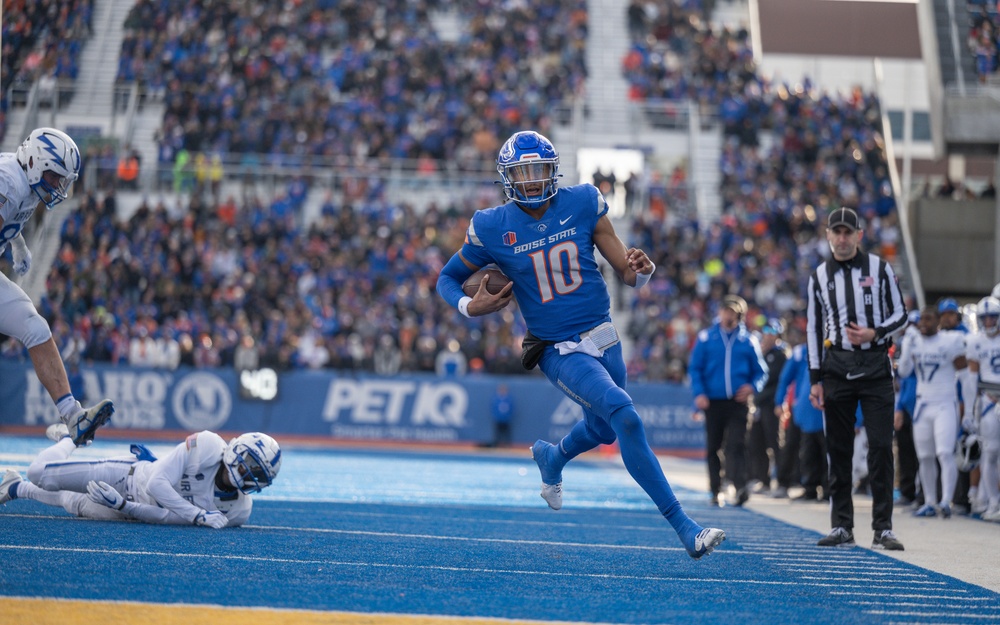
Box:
781;568;926;578
244;523;699;552
0;544;966;591
799;575;946;586
830;591;971;598
0;544;804;585
865;610;1000;619
849;600;996;608
771;562;916;570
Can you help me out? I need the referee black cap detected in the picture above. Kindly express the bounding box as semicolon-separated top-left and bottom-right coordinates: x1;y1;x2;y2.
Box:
827;207;861;231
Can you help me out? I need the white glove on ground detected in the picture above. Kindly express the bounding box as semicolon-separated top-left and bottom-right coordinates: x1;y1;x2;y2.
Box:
194;509;229;529
86;480;125;510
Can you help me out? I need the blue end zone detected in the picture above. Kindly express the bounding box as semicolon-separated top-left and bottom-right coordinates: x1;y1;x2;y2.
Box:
2;436;999;624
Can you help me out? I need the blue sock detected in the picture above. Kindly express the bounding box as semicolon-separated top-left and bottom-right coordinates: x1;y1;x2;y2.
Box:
609;405;699;537
554;419;604;471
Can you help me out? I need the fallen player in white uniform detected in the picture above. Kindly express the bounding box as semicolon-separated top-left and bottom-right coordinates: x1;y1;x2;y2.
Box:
0;425;281;528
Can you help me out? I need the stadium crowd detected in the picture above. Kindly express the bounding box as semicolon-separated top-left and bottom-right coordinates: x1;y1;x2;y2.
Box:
13;186;527;375
0;0;910;385
0;0;94;142
621;1;904;382
115;0;587;176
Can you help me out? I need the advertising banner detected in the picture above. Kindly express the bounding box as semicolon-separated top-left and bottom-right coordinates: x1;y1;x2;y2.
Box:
0;361;704;450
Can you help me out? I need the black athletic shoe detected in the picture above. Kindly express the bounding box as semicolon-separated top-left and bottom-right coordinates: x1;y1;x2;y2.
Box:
872;530;904;551
817;527;855;547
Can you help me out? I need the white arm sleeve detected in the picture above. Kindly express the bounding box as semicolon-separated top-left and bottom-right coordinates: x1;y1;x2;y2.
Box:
120;501;193;525
143;441;205;523
896;335;914;379
960;368;978;414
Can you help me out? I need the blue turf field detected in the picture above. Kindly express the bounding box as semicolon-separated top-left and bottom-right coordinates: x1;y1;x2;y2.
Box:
2;436;999;624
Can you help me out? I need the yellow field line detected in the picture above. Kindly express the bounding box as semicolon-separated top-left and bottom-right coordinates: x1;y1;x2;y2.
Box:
0;597;582;625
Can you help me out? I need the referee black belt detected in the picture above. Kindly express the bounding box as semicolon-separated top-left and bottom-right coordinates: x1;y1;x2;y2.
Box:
826;345;888;354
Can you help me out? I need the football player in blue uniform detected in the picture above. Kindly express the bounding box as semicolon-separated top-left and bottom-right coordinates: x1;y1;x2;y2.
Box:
436;131;725;559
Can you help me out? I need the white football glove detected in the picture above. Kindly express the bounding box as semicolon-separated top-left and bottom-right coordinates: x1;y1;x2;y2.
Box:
194;509;229;529
10;235;31;276
86;480;126;511
962;415;979;434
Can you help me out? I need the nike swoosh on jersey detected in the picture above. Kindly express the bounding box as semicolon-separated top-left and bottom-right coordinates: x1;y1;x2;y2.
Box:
559;216;572;225
846;372;865;380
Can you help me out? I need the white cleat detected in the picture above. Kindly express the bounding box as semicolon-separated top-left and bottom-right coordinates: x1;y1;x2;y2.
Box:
0;469;22;505
540;482;563;511
64;399;115;446
46;423;70;442
687;527;726;559
531;440;563;510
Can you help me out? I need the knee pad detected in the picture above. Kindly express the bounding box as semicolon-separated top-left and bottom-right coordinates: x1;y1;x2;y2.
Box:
20;311;52;349
27;460;48;488
603;386;632;414
609;405;644;440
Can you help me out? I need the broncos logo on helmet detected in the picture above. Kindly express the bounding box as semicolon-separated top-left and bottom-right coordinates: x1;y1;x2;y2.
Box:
496;130;560;209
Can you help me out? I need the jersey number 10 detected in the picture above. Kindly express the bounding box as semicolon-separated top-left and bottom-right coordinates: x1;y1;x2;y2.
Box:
529;241;583;303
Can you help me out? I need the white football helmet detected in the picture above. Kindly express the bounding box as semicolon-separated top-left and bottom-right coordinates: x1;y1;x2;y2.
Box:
223;432;281;494
955;433;982;472
16;127;81;209
976;296;1000;336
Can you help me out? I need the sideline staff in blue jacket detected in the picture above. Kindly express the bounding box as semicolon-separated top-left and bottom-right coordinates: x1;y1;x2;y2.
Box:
689;294;768;506
776;343;827;500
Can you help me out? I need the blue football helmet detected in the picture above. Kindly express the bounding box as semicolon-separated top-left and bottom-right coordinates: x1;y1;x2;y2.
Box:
223;432;282;494
497;130;560;209
16;127;81;210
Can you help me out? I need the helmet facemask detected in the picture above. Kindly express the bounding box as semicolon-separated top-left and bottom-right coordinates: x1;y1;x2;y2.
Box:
501;160;557;208
496;130;560;209
224;433;281;494
976;297;1000;337
17;128;81;210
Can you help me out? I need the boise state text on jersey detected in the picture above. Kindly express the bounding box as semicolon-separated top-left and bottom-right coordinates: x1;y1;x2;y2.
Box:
460;184;612;342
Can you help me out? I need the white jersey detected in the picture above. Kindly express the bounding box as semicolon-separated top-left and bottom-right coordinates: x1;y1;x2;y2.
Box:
0;152;39;254
897;330;966;403
968;331;1000;387
131;430;252;526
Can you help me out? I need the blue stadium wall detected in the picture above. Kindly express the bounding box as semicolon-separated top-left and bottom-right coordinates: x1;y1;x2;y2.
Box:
0;361;705;451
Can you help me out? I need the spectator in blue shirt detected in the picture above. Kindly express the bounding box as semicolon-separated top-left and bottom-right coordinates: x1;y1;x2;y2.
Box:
776;342;828;501
689;295;768;506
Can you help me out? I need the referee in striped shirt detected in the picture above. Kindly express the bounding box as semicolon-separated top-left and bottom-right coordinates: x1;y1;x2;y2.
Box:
807;207;907;551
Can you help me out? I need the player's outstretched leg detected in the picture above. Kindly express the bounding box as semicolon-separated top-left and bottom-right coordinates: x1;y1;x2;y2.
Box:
531;440;563;510
63;399;114;447
608;404;727;558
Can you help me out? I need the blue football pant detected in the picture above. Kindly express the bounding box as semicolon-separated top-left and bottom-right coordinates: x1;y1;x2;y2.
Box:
539;343;700;535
